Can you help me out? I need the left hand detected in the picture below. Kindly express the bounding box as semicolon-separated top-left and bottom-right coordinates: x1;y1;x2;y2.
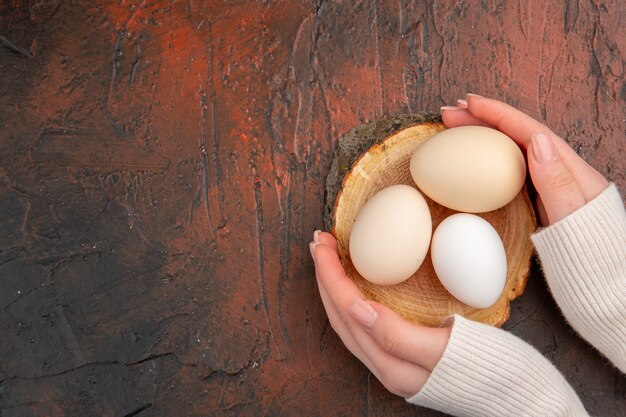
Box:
310;230;451;398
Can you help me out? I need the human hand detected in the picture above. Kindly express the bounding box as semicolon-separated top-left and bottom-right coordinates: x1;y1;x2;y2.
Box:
310;230;451;398
441;95;609;225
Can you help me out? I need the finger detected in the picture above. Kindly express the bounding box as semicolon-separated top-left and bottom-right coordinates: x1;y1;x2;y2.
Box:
466;94;585;158
348;300;450;371
311;242;378;371
348;321;430;398
455;99;468;109
465;95;609;201
314;249;425;399
311;242;379;369
316;276;380;372
314;244;365;312
339;298;430;397
440;107;493;128
314;230;338;251
313;243;430;397
465;95;554;150
528;133;587;224
559;155;609;202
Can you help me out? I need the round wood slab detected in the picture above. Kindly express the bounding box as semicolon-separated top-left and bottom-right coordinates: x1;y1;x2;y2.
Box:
325;114;537;327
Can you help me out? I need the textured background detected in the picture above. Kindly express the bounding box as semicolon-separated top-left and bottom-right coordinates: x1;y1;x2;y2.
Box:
0;1;624;416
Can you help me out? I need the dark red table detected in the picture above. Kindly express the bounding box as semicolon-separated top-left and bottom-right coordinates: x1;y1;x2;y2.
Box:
1;1;624;416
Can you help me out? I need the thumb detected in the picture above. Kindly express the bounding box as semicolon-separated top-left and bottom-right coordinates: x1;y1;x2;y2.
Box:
528;132;586;224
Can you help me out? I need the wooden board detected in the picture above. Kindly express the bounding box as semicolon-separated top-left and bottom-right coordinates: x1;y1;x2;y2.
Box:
0;1;624;416
327;119;536;327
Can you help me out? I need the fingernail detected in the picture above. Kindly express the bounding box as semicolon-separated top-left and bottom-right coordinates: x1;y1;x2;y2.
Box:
466;93;483;98
456;99;468;108
309;242;318;263
348;299;378;329
313;230;321;244
531;133;558;164
440;105;463;111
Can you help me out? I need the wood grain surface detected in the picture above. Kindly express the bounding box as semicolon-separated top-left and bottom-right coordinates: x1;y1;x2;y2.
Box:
328;121;536;328
0;1;624;416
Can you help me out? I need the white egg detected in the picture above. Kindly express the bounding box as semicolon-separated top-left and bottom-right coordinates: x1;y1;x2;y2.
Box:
349;185;432;285
431;213;507;308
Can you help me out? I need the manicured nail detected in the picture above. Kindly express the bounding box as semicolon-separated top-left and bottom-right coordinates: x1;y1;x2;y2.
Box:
456;99;468;108
348;299;378;329
313;230;321;244
309;242;318;263
440;105;463;111
466;93;483;98
531;133;558;164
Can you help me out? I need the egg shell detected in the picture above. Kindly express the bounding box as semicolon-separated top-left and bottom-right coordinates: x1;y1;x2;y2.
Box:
410;126;526;213
349;184;432;286
431;213;507;309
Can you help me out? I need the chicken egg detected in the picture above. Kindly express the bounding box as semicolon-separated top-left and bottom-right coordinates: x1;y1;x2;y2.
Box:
410;126;526;213
431;213;507;309
349;185;432;285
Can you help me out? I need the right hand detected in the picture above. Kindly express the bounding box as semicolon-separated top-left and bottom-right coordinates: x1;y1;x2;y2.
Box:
441;95;609;225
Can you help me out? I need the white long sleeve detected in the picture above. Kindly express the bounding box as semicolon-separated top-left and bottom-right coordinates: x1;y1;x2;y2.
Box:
531;183;626;372
407;315;587;416
407;184;625;416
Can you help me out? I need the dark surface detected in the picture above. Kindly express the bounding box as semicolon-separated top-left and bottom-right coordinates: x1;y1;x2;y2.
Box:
1;1;624;416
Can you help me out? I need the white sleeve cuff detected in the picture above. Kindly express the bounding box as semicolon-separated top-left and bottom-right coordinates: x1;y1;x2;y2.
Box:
407;315;587;416
531;184;626;373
